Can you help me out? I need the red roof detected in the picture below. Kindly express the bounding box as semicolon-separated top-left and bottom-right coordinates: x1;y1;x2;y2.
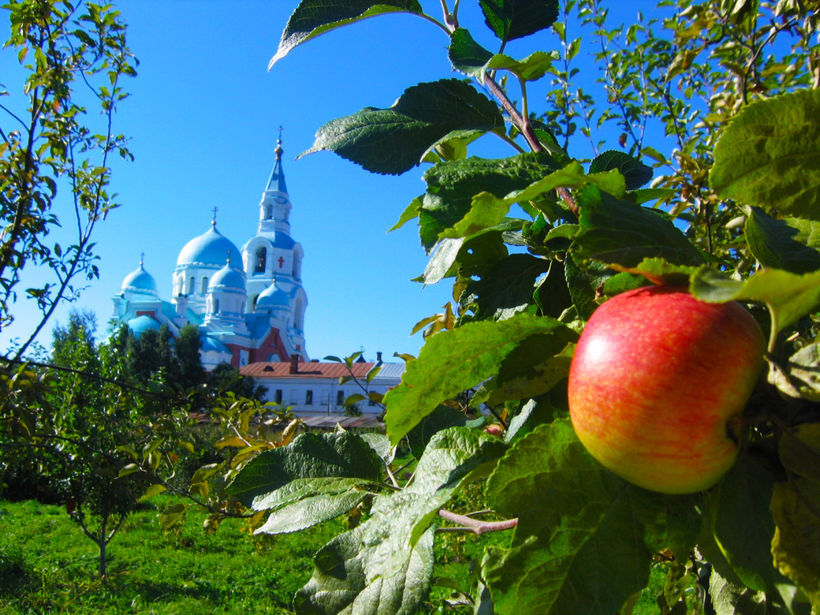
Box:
240;361;378;380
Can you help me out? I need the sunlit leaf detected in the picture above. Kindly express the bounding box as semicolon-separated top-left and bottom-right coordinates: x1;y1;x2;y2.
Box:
479;0;559;44
745;208;820;273
270;0;423;67
710;89;820;220
383;314;572;444
301;79;503;175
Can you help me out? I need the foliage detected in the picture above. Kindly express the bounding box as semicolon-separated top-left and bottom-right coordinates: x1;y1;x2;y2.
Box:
223;0;820;613
0;0;136;360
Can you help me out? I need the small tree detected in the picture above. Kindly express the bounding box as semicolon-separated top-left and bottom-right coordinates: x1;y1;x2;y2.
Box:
0;0;136;360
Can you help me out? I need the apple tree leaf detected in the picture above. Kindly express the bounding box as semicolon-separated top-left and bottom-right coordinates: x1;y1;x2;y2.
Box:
294;427;505;614
771;478;820;611
450;28;557;84
745;207;820;273
270;0;423;67
710;455;780;594
710;89;820;221
479;0;559;44
460;253;551;319
589;150;653;191
690;267;820;335
226;430;383;507
383;313;573;444
483;420;701;615
418;153;558;251
301;79;503;175
571;185;705;269
607;257;699;286
256;489;369;535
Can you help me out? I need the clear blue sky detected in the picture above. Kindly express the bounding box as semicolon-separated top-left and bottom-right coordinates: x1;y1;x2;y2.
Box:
1;1;662;361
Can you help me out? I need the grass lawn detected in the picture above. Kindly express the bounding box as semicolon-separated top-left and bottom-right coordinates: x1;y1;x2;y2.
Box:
0;497;349;614
0;495;679;614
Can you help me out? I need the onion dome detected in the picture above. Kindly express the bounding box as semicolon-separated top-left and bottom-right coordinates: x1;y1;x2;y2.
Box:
201;335;229;354
127;314;161;337
121;259;159;298
176;222;241;268
209;259;246;291
255;279;290;310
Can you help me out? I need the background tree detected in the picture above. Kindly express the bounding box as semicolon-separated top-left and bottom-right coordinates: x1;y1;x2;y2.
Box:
0;0;136;360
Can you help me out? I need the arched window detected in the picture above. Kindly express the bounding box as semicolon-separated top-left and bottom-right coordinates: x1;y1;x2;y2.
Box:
266;204;273;219
214;298;220;313
255;247;266;273
201;277;208;294
251;294;259;309
188;276;195;294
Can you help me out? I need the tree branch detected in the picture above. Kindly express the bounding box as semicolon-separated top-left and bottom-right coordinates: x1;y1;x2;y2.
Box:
438;509;518;535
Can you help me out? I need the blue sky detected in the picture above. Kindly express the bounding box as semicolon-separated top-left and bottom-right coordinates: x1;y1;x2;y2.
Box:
1;1;662;361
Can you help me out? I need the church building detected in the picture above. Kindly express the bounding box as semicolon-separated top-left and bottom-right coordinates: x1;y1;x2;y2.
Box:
111;137;309;369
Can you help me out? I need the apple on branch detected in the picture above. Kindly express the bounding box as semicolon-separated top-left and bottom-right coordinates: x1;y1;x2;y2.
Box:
568;285;765;494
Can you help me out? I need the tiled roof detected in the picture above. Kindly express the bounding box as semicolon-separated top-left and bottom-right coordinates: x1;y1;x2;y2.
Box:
241;361;382;380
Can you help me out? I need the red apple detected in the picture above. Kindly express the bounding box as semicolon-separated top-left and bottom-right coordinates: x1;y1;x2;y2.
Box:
568;285;765;494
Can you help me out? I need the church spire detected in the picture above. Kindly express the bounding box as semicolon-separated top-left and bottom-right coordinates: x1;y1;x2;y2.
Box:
265;127;287;194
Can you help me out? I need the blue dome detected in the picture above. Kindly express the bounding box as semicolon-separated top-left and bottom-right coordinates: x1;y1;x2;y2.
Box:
127;314;161;336
201;335;229;353
256;280;290;309
177;223;241;269
121;263;158;297
209;261;246;291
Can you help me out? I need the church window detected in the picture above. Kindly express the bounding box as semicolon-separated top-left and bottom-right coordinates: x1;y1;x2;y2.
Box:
201;277;208;294
214;298;220;313
266;204;273;219
275;389;283;404
255;247;266;273
336;390;345;406
188;276;195;294
252;294;259;309
305;390;313;405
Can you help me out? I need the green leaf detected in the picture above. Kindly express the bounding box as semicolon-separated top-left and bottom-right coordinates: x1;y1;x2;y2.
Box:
479;0;559;44
483;421;701;614
419;153;558;251
294;428;504;614
476;334;575;406
256;489;368;535
589;150;653;191
406;405;467;460
690;267;820;334
780;423;820;483
226;431;383;507
301;79;503;175
486;50;558;83
745;208;820;273
607;257;700;286
270;0;423;67
461;253;551;319
571;185;704;269
384;313;571;444
710;89;820;220
771;478;820;611
449;28;493;80
708;568;770;615
710;455;779;594
783;344;820;401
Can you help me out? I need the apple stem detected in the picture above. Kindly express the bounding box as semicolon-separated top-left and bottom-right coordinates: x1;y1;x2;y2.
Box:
437;509;518;535
766;304;779;355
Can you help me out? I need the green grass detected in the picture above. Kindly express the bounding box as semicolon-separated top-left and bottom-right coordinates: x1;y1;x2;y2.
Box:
0;496;681;614
0;497;343;614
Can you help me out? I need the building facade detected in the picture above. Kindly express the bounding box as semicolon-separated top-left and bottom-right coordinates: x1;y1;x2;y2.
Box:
111;138;308;369
240;354;404;416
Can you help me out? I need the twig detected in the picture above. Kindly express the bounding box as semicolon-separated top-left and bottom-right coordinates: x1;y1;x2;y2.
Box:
438;509;518;535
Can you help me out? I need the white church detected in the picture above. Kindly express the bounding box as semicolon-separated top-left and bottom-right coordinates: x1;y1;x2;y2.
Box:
111;137;308;370
109;136;403;419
